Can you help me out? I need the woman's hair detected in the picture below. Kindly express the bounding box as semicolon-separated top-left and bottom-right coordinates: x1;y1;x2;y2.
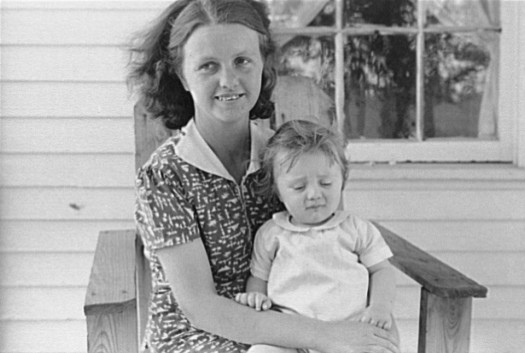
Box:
259;119;349;199
127;0;276;130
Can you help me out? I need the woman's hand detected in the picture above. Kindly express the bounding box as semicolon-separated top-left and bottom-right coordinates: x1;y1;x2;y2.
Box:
320;318;400;353
235;292;272;311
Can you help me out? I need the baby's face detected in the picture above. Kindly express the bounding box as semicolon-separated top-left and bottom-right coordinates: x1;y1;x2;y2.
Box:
274;151;344;227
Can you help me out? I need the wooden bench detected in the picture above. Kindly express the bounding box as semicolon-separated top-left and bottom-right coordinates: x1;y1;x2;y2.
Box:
84;78;487;353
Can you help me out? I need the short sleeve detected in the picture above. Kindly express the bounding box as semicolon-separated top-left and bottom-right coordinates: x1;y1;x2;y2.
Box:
350;217;393;268
250;221;279;281
135;161;200;252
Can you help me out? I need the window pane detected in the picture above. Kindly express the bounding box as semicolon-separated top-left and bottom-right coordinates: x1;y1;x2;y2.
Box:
425;0;500;28
424;32;496;138
343;34;416;140
273;35;336;127
263;0;335;28
343;0;417;27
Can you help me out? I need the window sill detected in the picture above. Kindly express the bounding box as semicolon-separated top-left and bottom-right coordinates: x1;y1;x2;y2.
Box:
347;163;525;181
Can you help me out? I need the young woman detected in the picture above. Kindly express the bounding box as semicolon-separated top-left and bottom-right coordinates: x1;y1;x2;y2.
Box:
128;1;400;353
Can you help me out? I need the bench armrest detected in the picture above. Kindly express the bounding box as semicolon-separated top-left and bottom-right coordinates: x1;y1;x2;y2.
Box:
84;230;137;316
374;222;487;299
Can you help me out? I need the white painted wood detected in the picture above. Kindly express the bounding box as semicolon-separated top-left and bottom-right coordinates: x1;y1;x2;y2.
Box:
0;320;86;353
1;82;133;117
0;220;134;252
1;118;134;153
379;220;525;252
0;287;86;320
0;154;136;187
2;1;171;10
2;46;128;82
0;188;135;220
395;319;525;353
0;253;94;287
517;1;525;167
343;188;525;220
1;7;163;45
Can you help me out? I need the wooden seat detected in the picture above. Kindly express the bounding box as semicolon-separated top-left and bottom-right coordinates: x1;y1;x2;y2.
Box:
84;76;487;353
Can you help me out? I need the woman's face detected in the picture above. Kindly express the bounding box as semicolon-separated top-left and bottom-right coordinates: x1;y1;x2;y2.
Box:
180;24;264;126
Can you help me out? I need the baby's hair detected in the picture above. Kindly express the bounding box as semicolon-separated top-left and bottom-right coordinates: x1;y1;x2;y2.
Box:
259;119;349;199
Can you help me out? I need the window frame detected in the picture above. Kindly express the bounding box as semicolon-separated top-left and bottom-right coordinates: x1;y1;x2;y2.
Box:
269;0;524;165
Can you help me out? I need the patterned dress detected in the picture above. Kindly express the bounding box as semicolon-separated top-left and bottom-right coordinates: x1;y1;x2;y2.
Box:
135;120;280;353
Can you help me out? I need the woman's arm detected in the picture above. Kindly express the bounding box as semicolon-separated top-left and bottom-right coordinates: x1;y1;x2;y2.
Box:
157;239;400;353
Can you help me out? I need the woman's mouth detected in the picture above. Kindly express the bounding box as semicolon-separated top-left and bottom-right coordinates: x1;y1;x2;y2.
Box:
216;94;244;102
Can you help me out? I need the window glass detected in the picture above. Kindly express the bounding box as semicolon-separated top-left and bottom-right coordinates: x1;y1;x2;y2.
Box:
264;0;502;161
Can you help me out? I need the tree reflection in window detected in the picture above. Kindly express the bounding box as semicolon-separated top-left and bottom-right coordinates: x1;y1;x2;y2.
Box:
264;0;500;141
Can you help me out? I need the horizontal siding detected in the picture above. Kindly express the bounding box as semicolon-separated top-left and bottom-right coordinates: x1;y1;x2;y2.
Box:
0;188;135;220
378;220;525;252
0;154;135;187
343;187;525;220
0;320;86;353
0;220;134;252
2;46;127;82
1;83;132;118
1;118;134;153
395;319;525;353
1;7;163;45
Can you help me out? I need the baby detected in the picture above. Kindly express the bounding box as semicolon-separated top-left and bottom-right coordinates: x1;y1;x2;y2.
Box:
235;119;397;353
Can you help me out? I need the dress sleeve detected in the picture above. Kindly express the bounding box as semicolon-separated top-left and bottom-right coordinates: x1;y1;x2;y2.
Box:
135;160;200;252
250;221;278;281
351;217;393;268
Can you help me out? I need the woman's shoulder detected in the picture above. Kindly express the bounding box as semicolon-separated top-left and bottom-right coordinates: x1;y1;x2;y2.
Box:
136;133;193;183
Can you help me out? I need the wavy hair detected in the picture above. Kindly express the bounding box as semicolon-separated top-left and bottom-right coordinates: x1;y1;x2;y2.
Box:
127;0;276;130
258;119;349;200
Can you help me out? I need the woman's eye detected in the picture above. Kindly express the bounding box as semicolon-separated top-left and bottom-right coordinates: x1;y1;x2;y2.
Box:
199;62;217;72
235;57;251;66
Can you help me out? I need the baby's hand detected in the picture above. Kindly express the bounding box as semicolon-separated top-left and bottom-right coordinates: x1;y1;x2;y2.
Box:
235;292;272;311
359;305;393;330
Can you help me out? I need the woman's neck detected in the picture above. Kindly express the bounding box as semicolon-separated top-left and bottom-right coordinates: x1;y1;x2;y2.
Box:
195;118;251;184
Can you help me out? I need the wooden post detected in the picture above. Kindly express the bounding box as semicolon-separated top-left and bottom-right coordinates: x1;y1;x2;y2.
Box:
84;230;139;353
418;288;473;353
86;303;138;353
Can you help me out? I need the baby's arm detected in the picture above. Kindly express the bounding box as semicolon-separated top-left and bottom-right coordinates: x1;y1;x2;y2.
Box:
235;275;272;311
360;259;396;330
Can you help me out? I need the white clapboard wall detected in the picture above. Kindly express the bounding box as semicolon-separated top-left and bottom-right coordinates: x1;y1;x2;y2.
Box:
0;2;524;353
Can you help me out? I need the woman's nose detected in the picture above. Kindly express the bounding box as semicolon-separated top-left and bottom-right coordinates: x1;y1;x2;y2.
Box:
219;67;239;88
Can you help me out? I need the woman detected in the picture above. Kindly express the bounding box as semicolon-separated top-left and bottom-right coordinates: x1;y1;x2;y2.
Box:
129;1;400;353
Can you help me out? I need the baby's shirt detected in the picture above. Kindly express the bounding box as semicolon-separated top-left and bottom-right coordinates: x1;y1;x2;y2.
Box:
250;210;393;321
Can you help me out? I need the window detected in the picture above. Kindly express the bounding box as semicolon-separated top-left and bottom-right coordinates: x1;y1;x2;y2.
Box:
264;0;520;163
